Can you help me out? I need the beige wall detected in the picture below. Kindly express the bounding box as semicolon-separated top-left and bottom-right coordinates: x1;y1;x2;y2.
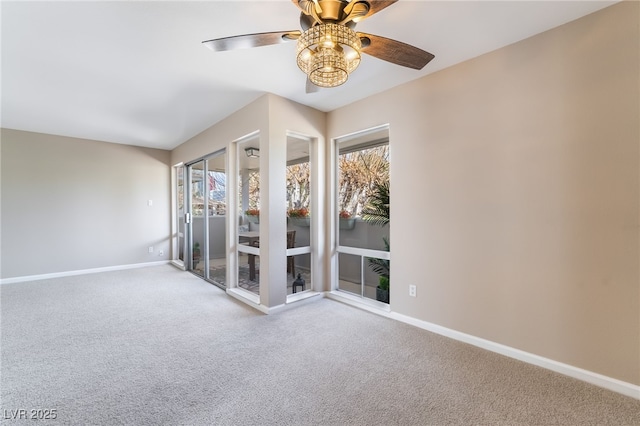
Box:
1;129;171;278
171;95;270;166
327;2;639;385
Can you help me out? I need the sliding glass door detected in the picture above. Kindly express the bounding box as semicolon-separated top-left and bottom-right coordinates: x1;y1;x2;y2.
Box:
176;165;185;264
188;160;206;278
185;150;227;287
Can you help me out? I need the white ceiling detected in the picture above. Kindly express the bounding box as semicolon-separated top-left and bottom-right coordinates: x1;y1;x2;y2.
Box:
1;0;617;151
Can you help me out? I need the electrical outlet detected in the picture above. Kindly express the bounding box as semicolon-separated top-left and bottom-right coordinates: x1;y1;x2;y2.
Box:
158;250;164;256
409;285;417;297
148;246;154;253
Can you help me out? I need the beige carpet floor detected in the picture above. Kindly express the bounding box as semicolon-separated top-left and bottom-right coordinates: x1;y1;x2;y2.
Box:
1;265;638;425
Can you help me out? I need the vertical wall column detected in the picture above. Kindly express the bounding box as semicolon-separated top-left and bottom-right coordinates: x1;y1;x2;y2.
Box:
310;135;324;292
259;130;288;307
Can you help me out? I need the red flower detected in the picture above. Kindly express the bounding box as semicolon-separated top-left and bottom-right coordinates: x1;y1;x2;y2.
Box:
288;207;309;218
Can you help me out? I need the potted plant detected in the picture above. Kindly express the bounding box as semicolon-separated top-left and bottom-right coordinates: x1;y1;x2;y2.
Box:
339;210;356;230
287;206;310;227
377;276;390;303
362;181;390;303
368;237;390;303
245;208;260;224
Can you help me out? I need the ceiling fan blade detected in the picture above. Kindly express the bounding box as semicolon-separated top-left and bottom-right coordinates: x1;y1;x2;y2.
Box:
306;78;320;94
358;33;434;70
291;0;304;12
202;31;301;52
354;0;398;22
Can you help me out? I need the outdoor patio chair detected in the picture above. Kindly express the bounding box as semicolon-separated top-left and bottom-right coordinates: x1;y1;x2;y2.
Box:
247;230;296;282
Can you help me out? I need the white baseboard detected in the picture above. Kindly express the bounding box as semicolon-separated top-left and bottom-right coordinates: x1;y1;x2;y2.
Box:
227;288;323;315
170;260;186;270
226;288;265;312
326;290;391;313
389;311;640;400
325;291;639;400
0;261;171;285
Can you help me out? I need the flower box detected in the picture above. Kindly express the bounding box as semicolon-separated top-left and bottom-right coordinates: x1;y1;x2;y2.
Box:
288;217;310;227
339;218;356;230
245;209;260;224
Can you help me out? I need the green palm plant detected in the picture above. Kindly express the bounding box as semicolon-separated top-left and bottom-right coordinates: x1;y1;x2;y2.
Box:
368;237;390;289
361;181;390;227
361;181;390;297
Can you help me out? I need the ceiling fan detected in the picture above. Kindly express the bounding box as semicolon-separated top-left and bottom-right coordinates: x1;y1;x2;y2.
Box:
202;0;434;92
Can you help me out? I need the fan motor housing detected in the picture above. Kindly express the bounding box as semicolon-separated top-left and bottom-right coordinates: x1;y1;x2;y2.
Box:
316;0;349;21
299;0;360;30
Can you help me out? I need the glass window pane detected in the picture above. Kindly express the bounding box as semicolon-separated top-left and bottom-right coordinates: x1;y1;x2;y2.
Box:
190;162;205;278
286;135;312;299
337;252;361;296
239;144;260;235
286;136;311;247
207;155;226;287
238;252;259;294
364;256;389;302
336;128;390;304
238;137;260;296
288;253;311;295
337;144;389;250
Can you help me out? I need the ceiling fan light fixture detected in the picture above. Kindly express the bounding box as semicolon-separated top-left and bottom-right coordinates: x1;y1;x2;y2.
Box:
311;47;348;87
296;23;361;88
203;1;435;92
